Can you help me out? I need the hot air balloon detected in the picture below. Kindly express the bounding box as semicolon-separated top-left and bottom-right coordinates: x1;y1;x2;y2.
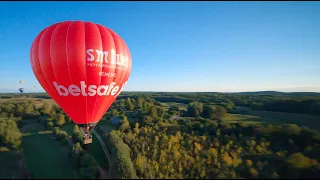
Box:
19;80;24;84
30;21;132;144
19;88;24;93
33;86;36;88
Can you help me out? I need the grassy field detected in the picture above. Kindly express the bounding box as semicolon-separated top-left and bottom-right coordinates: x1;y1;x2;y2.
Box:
224;107;320;131
61;123;74;135
160;102;187;110
0;97;56;109
85;134;109;169
97;120;117;133
21;123;75;179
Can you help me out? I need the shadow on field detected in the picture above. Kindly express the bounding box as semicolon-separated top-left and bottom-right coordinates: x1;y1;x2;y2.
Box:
21;132;75;179
0;150;28;179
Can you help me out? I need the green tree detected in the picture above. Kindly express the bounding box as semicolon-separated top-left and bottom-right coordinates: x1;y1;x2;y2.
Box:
168;105;180;116
148;107;158;119
42;102;52;115
287;153;318;169
56;114;66;126
214;106;227;120
119;115;131;133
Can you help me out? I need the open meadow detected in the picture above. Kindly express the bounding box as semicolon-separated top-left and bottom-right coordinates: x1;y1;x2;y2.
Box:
224;107;320;131
160;102;187;110
20;122;75;179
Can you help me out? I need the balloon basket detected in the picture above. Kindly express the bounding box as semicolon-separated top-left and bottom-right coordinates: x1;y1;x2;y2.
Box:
78;123;97;145
83;137;93;144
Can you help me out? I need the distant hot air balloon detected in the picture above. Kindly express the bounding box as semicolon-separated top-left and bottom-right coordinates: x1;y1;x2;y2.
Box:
19;88;24;93
19;80;24;84
33;85;36;88
30;21;132;144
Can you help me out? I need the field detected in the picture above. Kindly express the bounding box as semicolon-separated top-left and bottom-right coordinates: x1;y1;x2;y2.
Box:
160;102;320;131
85;134;109;169
96;119;117;133
21;123;75;179
224;107;320;130
0;97;56;109
160;102;187;110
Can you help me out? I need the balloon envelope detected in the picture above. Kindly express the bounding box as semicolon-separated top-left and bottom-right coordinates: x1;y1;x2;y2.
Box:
30;21;132;125
19;88;24;93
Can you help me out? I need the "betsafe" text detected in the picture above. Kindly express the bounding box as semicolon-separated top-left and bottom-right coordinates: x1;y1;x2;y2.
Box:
53;81;123;97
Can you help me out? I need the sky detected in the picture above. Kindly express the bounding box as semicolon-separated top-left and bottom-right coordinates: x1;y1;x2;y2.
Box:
0;1;319;93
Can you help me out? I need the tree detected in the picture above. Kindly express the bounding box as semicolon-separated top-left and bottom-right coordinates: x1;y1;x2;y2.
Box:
148;107;158;119
49;108;56;119
56;114;66;126
111;109;119;116
72;142;84;168
15;104;24;117
287;153;318;169
126;99;135;111
203;105;215;119
187;102;203;117
187;105;200;117
119;121;131;133
0;119;21;149
42;102;52;115
221;100;235;112
24;103;35;115
168;105;180;116
136;98;144;109
249;168;259;178
214;106;227;120
73;124;80;134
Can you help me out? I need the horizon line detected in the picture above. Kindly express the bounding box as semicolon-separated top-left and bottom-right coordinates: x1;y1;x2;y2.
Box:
1;90;320;94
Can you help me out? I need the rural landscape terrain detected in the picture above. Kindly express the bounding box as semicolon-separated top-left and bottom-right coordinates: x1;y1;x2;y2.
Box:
0;91;320;179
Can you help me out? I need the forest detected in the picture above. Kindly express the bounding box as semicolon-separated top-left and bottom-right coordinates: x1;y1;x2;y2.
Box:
0;91;320;179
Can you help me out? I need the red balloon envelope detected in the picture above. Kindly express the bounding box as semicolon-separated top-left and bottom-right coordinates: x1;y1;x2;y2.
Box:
30;21;132;128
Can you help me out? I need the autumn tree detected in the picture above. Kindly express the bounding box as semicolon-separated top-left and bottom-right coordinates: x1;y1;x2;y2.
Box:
56;114;66;126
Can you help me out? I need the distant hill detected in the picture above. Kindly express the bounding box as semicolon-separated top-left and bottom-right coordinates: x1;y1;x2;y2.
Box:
230;91;320;96
1;91;320;97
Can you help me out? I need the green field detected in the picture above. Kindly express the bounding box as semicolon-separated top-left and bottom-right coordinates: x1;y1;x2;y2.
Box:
21;124;75;179
224;108;320;130
85;134;109;169
97;120;117;133
160;102;187;110
0;97;56;109
61;123;74;136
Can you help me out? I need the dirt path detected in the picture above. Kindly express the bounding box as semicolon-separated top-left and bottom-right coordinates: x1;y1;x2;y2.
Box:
65;135;109;179
92;130;112;178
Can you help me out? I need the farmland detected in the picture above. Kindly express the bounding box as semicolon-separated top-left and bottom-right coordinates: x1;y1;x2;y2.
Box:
1;91;320;179
224;107;320;130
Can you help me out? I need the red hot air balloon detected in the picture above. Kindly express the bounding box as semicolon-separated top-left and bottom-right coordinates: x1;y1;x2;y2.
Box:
30;21;132;144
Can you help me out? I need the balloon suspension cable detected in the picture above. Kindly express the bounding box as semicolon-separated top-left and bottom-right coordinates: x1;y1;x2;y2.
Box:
78;122;98;144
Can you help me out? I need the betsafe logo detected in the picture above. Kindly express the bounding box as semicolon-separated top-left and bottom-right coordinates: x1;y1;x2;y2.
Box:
53;81;126;97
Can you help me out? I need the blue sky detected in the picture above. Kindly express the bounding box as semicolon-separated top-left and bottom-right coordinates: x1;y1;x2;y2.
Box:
0;2;319;93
